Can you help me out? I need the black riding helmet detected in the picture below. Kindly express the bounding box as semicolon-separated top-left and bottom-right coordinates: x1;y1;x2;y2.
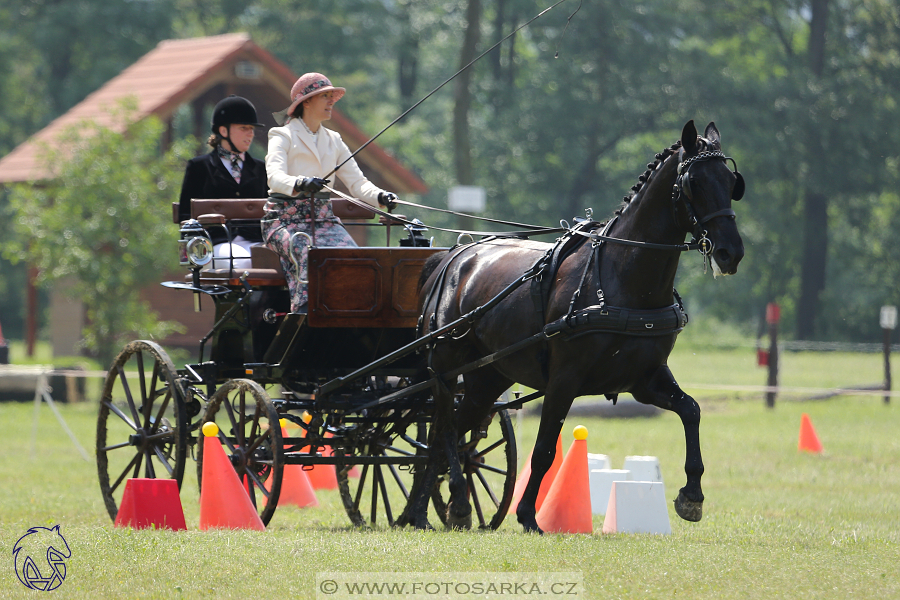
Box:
211;96;265;150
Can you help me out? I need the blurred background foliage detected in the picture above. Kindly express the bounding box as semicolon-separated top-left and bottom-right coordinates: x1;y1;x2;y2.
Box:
0;0;898;345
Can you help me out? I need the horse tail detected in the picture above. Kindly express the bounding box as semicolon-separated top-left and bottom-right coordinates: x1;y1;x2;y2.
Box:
417;250;448;295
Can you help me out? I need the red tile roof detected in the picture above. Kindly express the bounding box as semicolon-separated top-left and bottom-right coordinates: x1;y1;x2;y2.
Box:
0;33;428;194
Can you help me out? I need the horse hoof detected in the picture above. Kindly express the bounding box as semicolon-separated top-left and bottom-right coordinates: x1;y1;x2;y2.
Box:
518;516;543;534
674;491;703;522
447;507;472;530
522;523;544;535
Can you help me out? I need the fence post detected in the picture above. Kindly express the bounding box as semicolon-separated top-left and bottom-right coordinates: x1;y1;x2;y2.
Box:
766;303;780;408
880;306;896;405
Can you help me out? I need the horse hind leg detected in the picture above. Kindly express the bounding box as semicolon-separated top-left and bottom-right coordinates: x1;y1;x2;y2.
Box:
631;365;704;522
428;374;472;530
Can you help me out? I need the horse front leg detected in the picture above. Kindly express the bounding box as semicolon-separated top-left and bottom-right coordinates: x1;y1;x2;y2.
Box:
515;388;576;533
631;365;704;522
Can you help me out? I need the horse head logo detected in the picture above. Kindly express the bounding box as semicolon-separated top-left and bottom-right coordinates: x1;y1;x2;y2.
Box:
12;525;71;591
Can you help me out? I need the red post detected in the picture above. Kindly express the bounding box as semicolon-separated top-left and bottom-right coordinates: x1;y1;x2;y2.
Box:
766;303;780;408
26;265;39;358
881;306;897;405
0;317;8;364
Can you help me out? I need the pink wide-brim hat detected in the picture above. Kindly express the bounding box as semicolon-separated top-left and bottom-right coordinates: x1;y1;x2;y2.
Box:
286;72;345;118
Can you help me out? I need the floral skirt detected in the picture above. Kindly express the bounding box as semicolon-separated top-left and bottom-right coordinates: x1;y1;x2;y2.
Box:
261;196;357;312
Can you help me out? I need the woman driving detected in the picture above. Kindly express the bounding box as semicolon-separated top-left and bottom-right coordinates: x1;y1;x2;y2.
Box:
262;72;398;313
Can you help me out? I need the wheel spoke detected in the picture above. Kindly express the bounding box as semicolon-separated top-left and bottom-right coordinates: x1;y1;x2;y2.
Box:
378;465;394;525
132;450;144;479
222;400;240;445
474;468;500;507
218;430;237;454
474;438;504;460
245;427;269;455
117;366;141;426
103;399;137;431
468;471;487;528
248;403;261;447
473;462;507;477
150;390;172;435
354;464;370;510
245;468;269;501
110;451;142;494
387;463;410;498
370;465;380;524
143;449;157;479
99;440;133;452
149;360;162;426
145;427;175;443
136;351;150;429
152;446;175;477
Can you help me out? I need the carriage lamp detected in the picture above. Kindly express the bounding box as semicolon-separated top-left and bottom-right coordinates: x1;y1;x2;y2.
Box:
400;218;432;247
178;219;213;268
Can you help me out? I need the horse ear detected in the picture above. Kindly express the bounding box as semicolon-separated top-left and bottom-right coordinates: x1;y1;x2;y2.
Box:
704;122;721;149
681;120;698;155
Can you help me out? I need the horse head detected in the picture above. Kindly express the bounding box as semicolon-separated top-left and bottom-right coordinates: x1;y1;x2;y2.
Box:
674;120;745;275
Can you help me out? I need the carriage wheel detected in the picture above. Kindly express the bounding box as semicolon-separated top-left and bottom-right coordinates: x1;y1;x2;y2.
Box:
335;420;428;528
197;379;283;526
97;340;188;522
431;410;517;530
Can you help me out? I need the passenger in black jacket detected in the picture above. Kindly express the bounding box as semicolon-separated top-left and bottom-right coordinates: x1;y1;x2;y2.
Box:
178;96;268;264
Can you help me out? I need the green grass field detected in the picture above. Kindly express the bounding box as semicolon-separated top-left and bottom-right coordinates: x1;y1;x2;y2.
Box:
2;342;899;599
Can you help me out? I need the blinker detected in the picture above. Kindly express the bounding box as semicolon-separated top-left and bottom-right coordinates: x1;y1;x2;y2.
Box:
732;171;745;201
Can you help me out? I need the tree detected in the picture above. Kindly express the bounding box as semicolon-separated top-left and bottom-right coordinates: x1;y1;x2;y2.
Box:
1;100;191;364
454;0;482;187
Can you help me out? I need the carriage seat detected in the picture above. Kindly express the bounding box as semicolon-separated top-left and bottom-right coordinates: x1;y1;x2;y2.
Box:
185;246;287;287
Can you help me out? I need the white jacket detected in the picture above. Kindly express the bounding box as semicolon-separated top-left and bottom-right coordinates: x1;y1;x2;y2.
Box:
266;119;383;207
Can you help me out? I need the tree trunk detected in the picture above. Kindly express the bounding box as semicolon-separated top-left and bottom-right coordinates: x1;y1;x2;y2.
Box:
453;0;481;187
490;0;506;83
796;0;829;339
398;1;419;107
796;191;828;338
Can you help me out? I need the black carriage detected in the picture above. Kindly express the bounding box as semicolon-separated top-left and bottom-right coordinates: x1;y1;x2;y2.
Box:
96;198;518;529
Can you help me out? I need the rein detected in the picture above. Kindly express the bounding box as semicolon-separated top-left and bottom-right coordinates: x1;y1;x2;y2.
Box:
325;148;743;258
323;185;567;238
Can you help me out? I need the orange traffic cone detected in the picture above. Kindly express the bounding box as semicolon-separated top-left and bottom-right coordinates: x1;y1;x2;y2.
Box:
301;438;338;491
266;464;318;508
198;423;265;531
296;414;339;490
535;426;593;534
509;435;562;515
268;423;318;508
114;478;187;530
798;413;823;453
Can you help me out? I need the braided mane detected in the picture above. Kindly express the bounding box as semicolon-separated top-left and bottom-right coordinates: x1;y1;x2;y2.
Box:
615;140;684;216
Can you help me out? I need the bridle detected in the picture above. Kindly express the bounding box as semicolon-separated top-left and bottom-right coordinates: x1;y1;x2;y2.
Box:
672;149;745;257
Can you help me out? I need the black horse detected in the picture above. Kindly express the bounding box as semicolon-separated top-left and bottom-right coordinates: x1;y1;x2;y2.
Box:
409;120;745;532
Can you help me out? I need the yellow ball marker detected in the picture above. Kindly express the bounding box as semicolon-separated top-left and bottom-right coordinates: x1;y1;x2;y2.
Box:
202;422;219;437
573;425;588;440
